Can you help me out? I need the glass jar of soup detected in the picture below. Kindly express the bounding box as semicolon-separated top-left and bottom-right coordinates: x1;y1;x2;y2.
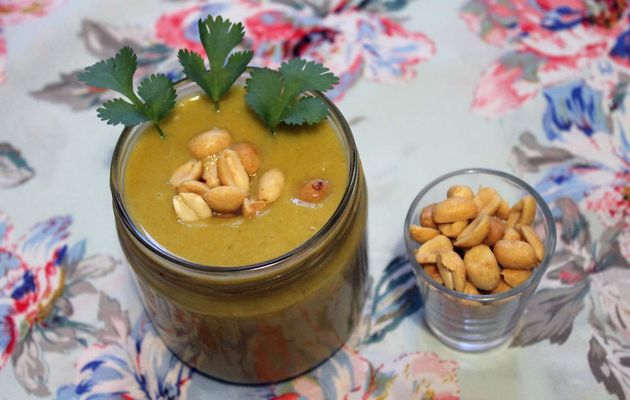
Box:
110;78;368;383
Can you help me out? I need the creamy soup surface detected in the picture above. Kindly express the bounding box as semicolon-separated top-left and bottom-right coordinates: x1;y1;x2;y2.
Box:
123;87;348;266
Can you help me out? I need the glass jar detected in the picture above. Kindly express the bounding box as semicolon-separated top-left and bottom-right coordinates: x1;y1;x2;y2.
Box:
110;79;368;383
404;168;556;352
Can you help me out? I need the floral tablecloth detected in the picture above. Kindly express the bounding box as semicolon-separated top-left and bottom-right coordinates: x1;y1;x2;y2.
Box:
1;0;629;399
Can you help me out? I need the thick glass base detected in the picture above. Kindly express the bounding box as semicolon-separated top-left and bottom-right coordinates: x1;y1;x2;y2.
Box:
425;316;517;352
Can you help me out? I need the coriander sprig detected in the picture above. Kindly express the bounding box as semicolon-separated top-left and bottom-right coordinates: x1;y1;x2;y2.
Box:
178;16;253;111
78;47;176;137
79;16;340;136
245;59;339;133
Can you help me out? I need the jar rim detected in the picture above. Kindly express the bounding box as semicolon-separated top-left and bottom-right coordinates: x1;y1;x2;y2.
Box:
110;78;359;276
403;168;557;303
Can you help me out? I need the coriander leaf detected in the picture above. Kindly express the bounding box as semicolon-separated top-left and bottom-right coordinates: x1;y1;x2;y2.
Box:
244;67;284;130
137;74;176;121
78;46;137;99
97;99;148;126
178;16;253;109
218;50;254;100
178;49;210;90
78;47;176;137
199;15;245;72
281;97;328;125
245;59;339;132
280;59;339;100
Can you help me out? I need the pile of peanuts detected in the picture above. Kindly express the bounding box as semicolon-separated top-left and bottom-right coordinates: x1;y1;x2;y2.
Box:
409;185;545;295
168;128;284;221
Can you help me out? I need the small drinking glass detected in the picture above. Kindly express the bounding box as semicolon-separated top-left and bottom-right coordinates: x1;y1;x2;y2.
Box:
404;168;556;352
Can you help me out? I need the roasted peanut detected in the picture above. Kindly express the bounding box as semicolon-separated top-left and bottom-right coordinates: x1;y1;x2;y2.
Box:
438;220;468;238
489;279;512;294
178;180;210;196
493;240;538;269
447;185;474;199
187;128;232;159
503;227;521;241
420;204;437;228
218;149;250;193
463;244;500;291
202;160;220;188
242;198;266;219
496;199;511;219
517;225;545;262
476;187;499;206
463;281;480;295
202;186;246;213
297;179;331;203
258;168;285;203
432;197;478;223
513;195;537;225
474;187;499;212
423;265;443;285
454;213;490;248
483;216;505;246
415;235;453;264
172;193;211;222
437;262;454;290
231;142;261;175
438;251;466;292
409;225;440;244
501;268;532;287
409;182;546;294
169;159;202;187
480;195;502;216
505;211;520;228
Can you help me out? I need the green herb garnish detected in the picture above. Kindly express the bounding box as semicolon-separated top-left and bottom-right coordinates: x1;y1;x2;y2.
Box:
78;47;175;137
178;15;253;111
80;16;340;136
245;59;339;133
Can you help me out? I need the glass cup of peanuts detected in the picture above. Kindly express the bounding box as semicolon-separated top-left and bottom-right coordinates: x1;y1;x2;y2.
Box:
404;168;556;352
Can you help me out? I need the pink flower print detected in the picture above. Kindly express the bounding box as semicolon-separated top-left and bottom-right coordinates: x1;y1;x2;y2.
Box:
462;0;630;118
370;352;460;400
0;213;69;368
585;178;630;261
155;0;435;100
0;35;6;85
472;57;540;117
0;0;65;25
268;346;372;400
0;0;65;84
268;348;460;400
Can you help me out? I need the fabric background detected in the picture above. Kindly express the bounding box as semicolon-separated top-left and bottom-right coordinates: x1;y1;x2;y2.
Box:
1;1;628;399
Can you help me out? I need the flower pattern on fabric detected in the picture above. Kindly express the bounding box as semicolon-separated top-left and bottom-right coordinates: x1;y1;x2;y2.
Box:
0;214;117;396
0;0;65;25
0;214;70;369
56;257;459;399
511;124;630;398
266;346;372;400
0;143;35;188
588;269;630;400
33;0;434;106
510;196;630;399
155;0;435;99
461;0;630;131
0;0;65;84
0;34;6;85
56;294;193;400
267;350;459;400
512;106;629;262
463;4;630;398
